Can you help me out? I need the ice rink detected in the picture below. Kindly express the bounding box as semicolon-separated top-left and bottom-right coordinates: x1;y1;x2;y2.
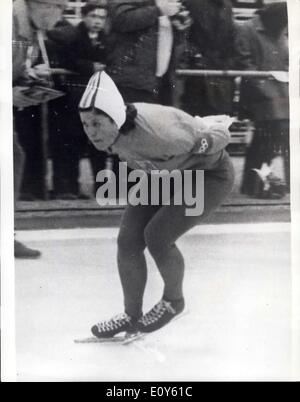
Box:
15;222;292;382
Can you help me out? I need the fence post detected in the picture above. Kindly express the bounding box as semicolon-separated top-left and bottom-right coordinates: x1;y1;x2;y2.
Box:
41;103;49;200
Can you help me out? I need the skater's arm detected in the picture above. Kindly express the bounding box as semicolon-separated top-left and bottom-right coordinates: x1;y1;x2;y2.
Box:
110;0;160;33
192;116;233;155
137;106;232;158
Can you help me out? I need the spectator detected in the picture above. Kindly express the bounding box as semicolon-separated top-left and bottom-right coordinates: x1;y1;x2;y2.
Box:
107;0;191;104
15;17;72;201
51;0;109;89
181;0;238;116
13;0;67;258
46;0;109;199
237;2;289;198
14;106;44;200
84;0;191;196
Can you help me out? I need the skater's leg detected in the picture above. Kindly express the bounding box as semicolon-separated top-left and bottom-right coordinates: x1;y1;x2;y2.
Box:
91;202;160;338
117;203;160;319
144;155;235;303
137;156;234;333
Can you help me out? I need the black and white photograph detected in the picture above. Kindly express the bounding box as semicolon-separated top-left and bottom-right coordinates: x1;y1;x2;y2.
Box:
1;0;300;383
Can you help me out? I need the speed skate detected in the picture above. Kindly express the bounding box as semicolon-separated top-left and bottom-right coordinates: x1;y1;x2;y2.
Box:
74;331;146;345
74;310;189;345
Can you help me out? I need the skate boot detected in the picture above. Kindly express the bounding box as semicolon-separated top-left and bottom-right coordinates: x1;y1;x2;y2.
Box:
137;298;185;333
91;313;138;339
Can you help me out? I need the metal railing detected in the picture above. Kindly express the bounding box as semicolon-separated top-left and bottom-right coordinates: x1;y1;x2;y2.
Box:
63;1;261;24
176;69;288;79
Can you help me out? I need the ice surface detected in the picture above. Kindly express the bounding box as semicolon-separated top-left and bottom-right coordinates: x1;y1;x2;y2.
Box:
15;225;291;381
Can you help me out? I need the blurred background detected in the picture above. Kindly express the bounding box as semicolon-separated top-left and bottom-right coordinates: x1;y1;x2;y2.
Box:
13;0;290;228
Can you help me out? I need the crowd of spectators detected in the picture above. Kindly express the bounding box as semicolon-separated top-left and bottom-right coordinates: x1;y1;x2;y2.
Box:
13;0;289;201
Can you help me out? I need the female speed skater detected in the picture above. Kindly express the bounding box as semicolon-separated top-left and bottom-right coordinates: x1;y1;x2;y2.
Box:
79;71;235;338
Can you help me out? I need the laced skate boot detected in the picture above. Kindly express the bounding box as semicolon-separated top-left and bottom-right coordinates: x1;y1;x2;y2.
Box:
137;298;185;333
91;313;138;339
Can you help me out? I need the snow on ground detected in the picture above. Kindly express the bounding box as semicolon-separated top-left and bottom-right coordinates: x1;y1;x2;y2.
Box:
15;223;291;381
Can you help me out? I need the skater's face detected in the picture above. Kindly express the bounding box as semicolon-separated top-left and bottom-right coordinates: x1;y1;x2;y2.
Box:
80;109;119;151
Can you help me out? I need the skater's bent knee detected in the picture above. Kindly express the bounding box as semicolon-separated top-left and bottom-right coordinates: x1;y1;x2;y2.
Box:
117;231;146;255
144;228;168;259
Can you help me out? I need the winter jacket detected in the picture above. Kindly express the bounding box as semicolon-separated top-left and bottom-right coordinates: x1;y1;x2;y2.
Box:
237;15;289;121
47;21;108;105
185;0;237;69
47;21;107;80
182;0;238;116
106;0;184;93
108;103;230;172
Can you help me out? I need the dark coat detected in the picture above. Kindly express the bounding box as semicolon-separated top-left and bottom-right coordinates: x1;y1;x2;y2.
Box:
185;0;238;69
237;15;289;121
106;0;185;93
182;0;238;115
106;0;160;92
45;21;107;146
47;21;108;106
47;21;107;85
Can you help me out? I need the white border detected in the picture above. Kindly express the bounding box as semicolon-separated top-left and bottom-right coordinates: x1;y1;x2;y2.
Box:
0;0;299;381
0;0;16;383
288;0;300;382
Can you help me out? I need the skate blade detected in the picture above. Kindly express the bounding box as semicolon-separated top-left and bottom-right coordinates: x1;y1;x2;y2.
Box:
122;332;145;345
173;309;189;322
74;336;126;344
